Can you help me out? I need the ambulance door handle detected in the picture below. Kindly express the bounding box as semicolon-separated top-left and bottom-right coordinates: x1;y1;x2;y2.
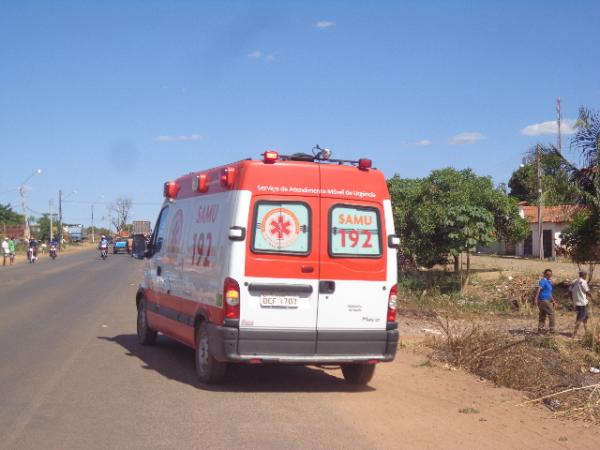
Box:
157;266;162;276
319;281;335;294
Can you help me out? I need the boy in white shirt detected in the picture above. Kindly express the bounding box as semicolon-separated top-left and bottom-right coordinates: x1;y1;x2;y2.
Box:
570;271;592;338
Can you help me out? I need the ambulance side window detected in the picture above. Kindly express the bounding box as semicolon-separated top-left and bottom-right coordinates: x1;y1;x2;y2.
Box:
252;201;311;255
329;205;382;257
152;206;170;255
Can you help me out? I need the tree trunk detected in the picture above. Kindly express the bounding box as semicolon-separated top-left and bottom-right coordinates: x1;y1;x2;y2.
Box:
454;255;460;274
464;252;471;288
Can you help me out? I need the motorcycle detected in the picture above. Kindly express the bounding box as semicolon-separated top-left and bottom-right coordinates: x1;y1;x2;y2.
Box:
49;246;57;260
27;247;37;263
100;246;108;260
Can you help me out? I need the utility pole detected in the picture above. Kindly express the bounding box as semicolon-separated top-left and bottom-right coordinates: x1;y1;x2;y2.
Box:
556;97;562;153
91;204;95;244
537;145;544;260
19;186;29;240
49;200;54;242
58;190;63;251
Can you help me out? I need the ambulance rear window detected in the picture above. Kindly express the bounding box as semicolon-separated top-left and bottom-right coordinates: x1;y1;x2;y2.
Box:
252;201;310;255
329;205;382;257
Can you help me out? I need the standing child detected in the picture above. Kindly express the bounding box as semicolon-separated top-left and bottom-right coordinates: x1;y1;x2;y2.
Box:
570;271;591;338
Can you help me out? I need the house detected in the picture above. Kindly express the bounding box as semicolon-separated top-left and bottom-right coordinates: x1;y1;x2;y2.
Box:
477;202;578;258
515;203;579;258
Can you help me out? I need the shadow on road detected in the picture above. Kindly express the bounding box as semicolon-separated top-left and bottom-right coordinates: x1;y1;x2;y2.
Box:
99;334;374;393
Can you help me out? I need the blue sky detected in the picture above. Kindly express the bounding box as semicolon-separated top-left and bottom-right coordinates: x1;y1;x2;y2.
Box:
1;0;599;229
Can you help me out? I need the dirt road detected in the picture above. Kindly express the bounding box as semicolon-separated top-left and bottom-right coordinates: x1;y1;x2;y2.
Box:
0;249;598;449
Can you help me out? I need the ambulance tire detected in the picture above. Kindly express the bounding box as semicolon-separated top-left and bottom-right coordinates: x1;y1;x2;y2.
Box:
137;299;157;346
195;322;227;384
341;364;375;385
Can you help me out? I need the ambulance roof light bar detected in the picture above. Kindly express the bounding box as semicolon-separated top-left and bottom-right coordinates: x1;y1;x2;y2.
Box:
263;146;374;169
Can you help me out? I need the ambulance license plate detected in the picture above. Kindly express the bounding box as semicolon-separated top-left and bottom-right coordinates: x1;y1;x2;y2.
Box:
260;295;299;308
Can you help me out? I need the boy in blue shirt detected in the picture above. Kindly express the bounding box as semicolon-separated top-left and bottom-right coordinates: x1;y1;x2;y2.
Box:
535;269;556;334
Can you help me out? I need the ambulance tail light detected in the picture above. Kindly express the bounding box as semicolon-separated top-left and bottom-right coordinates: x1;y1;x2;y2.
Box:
163;181;180;199
220;167;236;189
224;277;240;319
263;150;279;164
358;158;372;170
387;284;398;322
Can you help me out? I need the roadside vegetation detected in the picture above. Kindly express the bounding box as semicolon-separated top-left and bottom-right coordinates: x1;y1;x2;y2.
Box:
392;105;600;421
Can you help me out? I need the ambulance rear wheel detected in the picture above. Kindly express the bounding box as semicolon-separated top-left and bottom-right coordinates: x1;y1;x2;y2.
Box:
195;322;227;384
341;364;375;385
137;299;157;345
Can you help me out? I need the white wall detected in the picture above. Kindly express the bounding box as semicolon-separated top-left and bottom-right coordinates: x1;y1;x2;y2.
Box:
516;223;567;258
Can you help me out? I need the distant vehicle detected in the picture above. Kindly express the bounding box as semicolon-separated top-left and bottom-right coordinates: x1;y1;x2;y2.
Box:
133;220;152;235
131;234;146;259
136;149;400;385
66;225;87;242
113;238;129;254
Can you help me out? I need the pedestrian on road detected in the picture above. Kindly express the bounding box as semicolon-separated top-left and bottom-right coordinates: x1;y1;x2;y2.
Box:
1;237;10;266
8;237;15;264
535;269;556;334
569;270;592;338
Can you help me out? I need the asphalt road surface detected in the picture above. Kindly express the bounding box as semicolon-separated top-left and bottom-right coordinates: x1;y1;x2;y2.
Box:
1;248;598;450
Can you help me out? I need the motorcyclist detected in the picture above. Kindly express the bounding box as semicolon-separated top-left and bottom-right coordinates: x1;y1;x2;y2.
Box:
28;238;38;262
99;235;109;257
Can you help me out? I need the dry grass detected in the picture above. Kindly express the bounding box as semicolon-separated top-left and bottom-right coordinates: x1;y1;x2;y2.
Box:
429;318;600;421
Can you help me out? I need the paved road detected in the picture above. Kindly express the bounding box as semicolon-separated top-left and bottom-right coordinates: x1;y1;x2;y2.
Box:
0;249;380;449
1;249;598;449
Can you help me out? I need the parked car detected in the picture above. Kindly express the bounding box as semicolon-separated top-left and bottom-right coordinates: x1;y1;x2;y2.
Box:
113;238;129;254
136;149;400;385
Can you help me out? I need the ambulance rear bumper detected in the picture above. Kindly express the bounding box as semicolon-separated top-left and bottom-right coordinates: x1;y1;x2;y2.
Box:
207;324;399;364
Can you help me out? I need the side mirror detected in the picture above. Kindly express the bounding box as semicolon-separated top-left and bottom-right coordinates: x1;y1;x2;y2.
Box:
145;243;154;258
388;235;400;248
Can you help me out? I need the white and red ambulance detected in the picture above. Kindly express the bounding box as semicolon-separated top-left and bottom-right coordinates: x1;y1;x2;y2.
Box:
136;149;399;385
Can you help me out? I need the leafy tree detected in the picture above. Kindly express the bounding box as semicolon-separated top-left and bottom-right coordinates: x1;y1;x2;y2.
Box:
37;214;60;241
0;203;24;225
389;168;529;282
508;145;578;206
561;212;600;281
559;107;600;281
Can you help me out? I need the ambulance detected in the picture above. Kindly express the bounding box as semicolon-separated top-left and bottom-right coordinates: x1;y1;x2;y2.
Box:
136;148;399;385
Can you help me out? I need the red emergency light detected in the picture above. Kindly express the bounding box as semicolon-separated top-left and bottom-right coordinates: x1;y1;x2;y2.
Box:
193;173;209;193
163;181;180;199
220;167;236;189
358;158;372;170
263;150;279;164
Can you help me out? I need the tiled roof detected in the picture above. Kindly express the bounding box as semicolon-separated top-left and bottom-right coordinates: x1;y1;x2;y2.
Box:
520;205;579;224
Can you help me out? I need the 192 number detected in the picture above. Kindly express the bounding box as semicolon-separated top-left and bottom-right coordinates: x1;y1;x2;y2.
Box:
339;229;372;248
192;232;212;266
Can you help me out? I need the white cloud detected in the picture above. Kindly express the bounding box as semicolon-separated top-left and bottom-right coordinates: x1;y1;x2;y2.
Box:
155;133;201;142
247;50;262;59
265;54;276;62
415;139;432;147
448;132;486;145
520;119;576;136
315;20;335;29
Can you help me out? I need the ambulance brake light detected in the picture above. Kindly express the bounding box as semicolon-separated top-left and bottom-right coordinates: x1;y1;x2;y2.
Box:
163;181;180;199
223;277;240;319
263;150;279;164
358;158;372;170
387;284;398;322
